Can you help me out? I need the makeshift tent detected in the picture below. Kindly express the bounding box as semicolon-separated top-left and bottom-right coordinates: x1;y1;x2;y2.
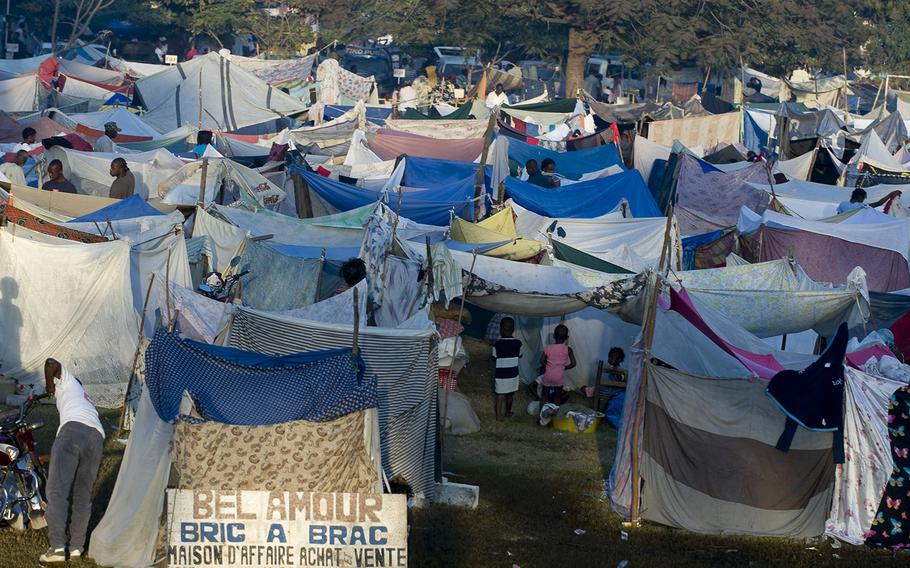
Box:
69;194;164;223
674;154;770;236
780;75;850;107
449;205;545;260
89;328;380;567
314;58;378;105
226;53;317;86
0;76;42;113
137;52;307;132
47;146;185;199
2;182;119;218
226;306;438;500
369;129;484;162
302;169;475;226
647;111;741;149
401;103;474;120
237;239;321;311
382;118;489;139
66;107;164;140
738;209;910;292
506;136;623;181
156;157;287;208
0;226;138;406
505;169;659;219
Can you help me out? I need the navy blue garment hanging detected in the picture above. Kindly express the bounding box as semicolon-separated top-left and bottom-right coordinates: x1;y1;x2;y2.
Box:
766;322;848;464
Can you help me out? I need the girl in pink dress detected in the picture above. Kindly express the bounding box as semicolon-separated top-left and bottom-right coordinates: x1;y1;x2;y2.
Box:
540;324;576;405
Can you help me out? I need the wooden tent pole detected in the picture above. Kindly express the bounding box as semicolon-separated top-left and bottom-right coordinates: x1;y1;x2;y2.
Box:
474;109;499;220
197;158;209;205
352;288;360;358
629;204;674;525
116;273;156;433
439;251;478;476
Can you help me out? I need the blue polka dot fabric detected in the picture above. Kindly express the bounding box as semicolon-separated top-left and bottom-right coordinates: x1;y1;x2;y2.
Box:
145;329;378;425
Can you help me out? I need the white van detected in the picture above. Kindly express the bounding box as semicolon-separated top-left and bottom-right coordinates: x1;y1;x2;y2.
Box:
434;46;482;82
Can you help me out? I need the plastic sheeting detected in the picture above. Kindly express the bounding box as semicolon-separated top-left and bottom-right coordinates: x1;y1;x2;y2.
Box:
303;170;475;226
157;158;286;209
191;206;248;272
450;205;545;260
674;260;869;338
0;227;138;406
137;52;307;132
47;146;185;199
505;169;659;218
0;76;41;113
238;239;321;311
69;194;164;223
381;118;489;139
506;137;622;181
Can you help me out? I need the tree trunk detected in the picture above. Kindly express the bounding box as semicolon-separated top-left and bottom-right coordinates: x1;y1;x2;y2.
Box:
565;27;598;98
50;0;62;53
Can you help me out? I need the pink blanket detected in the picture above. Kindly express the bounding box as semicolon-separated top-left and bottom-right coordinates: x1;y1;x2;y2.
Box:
668;286;786;379
370;130;484;162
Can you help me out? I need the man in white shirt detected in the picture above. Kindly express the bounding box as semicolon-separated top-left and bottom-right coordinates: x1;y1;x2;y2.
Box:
0;150;28;185
154;37;168;63
93;122;120;153
485;83;509;109
39;358;105;564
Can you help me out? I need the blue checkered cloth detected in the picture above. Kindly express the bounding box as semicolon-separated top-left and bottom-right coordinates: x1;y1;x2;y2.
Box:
145;329;377;424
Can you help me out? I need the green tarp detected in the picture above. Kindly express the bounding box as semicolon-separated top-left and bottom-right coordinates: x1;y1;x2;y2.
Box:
551;239;634;274
400;104;474;120
504;98;578;114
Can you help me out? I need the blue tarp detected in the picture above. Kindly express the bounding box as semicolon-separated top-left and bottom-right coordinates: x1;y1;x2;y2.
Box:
403;155;479;187
743;110;771;155
145;328;377;424
303;170;474;225
504;169;661;218
239;240;321;311
681;230;723;270
506;137;623;180
70;194;165;223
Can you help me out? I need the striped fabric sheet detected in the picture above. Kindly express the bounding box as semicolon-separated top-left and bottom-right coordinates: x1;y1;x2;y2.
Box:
641;364;836;537
227;307;439;501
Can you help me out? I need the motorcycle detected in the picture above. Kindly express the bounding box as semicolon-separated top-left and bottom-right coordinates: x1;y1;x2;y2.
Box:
0;393;51;530
198;257;249;302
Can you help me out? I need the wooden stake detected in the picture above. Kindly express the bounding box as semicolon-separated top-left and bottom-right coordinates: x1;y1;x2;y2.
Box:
842;47;849;113
197;158;209;205
473;109;499;221
439;251;478;474
116;273;157;433
352;287;360;358
629;204;675;524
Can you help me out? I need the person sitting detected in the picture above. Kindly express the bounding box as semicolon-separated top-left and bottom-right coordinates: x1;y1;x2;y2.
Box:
0;150;29;185
335;258;366;295
16;127;36;152
193;130;214;157
528;157;559;188
93;122;120;153
836;187;901;215
42;159;76;193
108;158;135;199
523;159;539;180
598;347;627;412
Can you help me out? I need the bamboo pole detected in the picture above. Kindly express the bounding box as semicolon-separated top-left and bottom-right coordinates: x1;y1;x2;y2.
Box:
197;158;209;205
352;287;360;358
629;204;675;524
473;110;499;221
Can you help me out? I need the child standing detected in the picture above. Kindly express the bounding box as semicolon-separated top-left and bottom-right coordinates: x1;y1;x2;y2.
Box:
492;317;522;421
540;324;576;406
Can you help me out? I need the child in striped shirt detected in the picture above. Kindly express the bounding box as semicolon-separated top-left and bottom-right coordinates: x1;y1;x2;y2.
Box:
492;317;522;421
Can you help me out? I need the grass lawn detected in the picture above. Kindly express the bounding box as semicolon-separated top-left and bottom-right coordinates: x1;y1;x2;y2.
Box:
0;337;905;567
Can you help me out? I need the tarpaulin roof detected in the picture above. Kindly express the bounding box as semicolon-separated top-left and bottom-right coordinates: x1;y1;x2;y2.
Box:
302;170;475;225
777;103;846;140
70;194;165;223
402;155;481;187
551;239;634;274
369;129;484;161
400;103;474;120
504;98;578;113
449;205;545;261
588;100;685;123
506;136;623;180
137;52;308;132
504;169;659;218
